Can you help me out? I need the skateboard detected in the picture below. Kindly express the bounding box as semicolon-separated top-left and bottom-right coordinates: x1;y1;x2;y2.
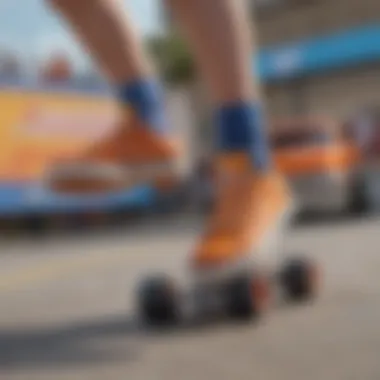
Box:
135;206;320;326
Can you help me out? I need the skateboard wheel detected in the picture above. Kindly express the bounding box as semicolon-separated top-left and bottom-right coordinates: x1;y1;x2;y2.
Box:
137;275;179;325
280;257;319;301
225;273;271;320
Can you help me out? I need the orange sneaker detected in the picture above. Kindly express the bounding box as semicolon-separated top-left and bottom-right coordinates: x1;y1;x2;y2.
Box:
44;110;180;194
191;153;294;280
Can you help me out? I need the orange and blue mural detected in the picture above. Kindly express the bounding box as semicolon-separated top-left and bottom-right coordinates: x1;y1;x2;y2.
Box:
0;80;157;215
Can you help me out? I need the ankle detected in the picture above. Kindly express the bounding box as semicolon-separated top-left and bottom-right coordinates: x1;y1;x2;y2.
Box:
116;77;168;134
214;102;271;171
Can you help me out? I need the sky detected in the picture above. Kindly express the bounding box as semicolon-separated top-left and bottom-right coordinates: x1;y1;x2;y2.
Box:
0;0;163;69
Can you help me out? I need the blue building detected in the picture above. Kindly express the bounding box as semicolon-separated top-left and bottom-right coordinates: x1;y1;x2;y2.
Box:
253;0;380;120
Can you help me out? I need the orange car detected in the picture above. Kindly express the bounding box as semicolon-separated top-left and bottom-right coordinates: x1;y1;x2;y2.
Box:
270;117;363;214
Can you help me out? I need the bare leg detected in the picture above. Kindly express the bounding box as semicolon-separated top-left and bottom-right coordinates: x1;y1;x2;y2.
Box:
48;0;153;83
167;0;260;104
48;0;171;136
169;0;269;169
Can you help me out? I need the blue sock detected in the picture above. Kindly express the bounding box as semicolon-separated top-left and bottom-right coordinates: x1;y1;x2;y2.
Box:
117;78;167;134
214;102;271;170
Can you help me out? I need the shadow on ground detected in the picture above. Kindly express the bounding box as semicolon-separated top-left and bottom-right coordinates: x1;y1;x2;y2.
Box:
0;315;141;371
0;313;213;371
0;297;313;372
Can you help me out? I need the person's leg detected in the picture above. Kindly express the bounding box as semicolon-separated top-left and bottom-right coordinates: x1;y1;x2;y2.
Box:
46;0;177;193
49;0;169;133
49;0;151;83
167;0;291;267
168;0;268;169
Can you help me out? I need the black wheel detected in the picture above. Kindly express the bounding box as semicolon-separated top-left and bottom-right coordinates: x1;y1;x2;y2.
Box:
280;257;319;302
137;275;180;326
225;272;271;321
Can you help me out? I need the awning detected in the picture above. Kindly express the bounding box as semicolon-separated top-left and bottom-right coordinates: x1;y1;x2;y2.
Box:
257;24;380;81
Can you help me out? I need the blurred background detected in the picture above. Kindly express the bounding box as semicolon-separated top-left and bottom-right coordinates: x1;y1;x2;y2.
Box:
2;2;380;379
